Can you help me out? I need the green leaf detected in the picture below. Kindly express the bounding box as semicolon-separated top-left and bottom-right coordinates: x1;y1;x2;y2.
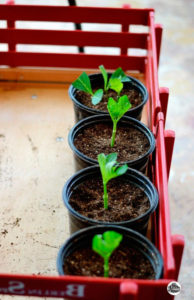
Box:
107;97;120;121
110;67;131;83
98;152;128;185
99;65;108;91
106;153;117;163
107;95;131;123
109;78;123;95
104;161;119;183
92;89;103;105
121;75;131;83
98;153;116;184
92;231;123;260
110;67;124;80
98;153;106;172
115;164;128;176
72;72;93;95
103;231;123;247
98;152;128;209
108;95;132;147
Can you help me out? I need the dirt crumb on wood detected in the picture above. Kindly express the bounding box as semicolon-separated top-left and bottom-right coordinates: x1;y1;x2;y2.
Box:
27;134;38;152
1;229;8;237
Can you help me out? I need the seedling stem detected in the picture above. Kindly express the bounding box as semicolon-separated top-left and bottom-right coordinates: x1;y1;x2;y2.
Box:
98;153;128;210
107;95;132;147
104;257;109;277
103;183;108;210
111;122;117;148
92;230;123;278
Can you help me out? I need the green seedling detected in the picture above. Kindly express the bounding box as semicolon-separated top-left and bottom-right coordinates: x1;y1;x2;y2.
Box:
72;66;131;105
99;65;131;95
98;153;128;210
107;95;132;147
92;230;123;277
72;71;103;105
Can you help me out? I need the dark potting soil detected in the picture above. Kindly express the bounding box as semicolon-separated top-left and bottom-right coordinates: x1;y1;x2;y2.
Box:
74;123;150;162
76;87;142;112
69;176;150;222
63;244;155;279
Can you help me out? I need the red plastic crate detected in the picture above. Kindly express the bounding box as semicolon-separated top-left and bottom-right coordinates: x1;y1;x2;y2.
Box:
0;3;184;299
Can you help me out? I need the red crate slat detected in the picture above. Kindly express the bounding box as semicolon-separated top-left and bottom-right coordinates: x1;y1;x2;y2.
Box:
154;24;163;66
171;235;185;281
0;5;153;25
155;113;176;279
0;29;148;49
148;12;161;130
0;273;173;299
164;130;175;180
0;52;146;72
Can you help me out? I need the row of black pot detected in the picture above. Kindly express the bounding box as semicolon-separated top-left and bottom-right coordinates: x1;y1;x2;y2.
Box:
57;73;163;279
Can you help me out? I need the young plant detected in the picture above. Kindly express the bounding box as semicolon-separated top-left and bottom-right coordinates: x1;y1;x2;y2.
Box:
92;230;123;277
107;95;132;147
99;65;131;96
98;153;128;210
72;71;104;105
72;66;131;105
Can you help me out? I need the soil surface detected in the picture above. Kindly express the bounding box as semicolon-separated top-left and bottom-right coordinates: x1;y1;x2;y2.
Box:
74;123;150;162
69;176;150;222
63;243;155;279
76;86;142;112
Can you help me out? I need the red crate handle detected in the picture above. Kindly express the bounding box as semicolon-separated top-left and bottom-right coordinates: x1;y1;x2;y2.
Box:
0;273;174;299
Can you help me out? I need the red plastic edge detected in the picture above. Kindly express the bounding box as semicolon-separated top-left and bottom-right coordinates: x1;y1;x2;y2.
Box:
0;274;173;299
0;4;154;25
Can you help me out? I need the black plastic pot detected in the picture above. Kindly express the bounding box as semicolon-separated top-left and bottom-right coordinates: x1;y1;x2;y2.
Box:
57;225;163;279
69;73;148;122
62;166;158;235
68;114;155;173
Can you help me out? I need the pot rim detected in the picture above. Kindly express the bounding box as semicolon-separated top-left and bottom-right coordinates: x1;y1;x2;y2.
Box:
57;224;163;279
63;165;158;226
68;114;155;167
68;73;148;114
